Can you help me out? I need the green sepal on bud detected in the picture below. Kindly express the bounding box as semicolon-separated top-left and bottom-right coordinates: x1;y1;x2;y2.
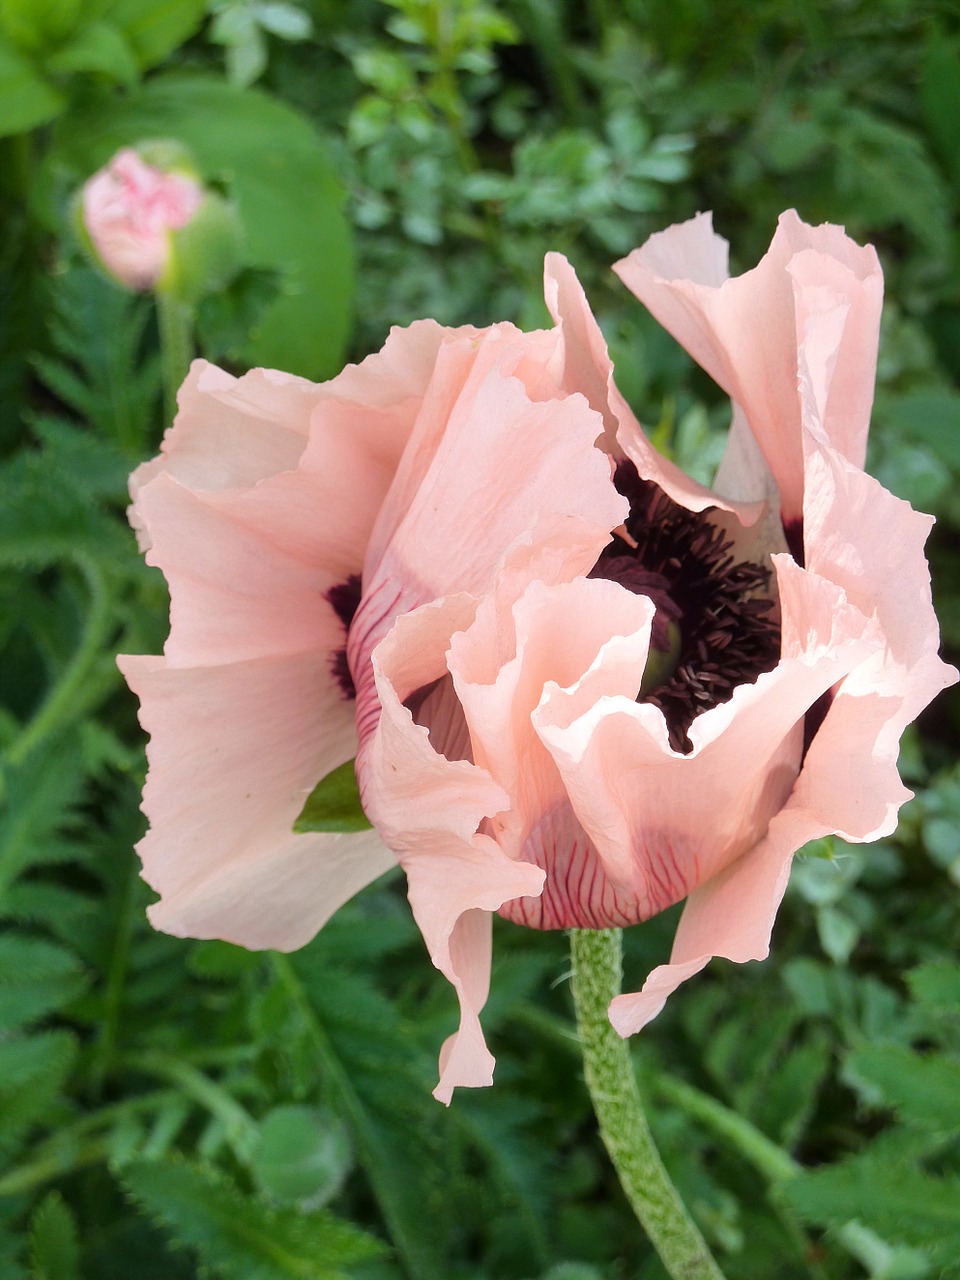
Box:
159;189;243;306
293;759;372;834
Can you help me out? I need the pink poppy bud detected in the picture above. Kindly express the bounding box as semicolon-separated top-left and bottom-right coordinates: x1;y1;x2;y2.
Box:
119;213;956;1104
81;147;204;291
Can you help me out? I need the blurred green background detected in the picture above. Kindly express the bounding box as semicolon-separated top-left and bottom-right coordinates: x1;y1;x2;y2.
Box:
1;2;958;1278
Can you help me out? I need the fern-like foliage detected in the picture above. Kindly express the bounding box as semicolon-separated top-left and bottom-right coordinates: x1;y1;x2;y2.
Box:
785;959;960;1276
120;1158;383;1280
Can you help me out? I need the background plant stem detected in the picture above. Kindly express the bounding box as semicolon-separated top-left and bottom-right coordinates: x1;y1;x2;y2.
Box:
156;291;193;424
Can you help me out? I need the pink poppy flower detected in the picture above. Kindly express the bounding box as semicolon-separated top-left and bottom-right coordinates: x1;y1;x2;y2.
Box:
120;212;955;1106
81;148;204;291
349;213;955;1100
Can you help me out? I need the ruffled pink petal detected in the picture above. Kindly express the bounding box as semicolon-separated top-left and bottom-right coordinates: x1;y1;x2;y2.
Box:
363;598;545;1102
135;472;348;668
535;556;881;920
118;652;393;950
794;441;958;839
449;574;657;927
363;325;558;575
597;427;954;1037
608;806;815;1035
543;252;762;525
122;324;473;947
131;363;316;505
788;249;881;473
351;358;626;752
614;210;882;525
131;323;472;674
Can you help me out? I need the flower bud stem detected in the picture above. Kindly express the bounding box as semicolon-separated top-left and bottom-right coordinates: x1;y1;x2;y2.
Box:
157;292;194;424
569;927;726;1280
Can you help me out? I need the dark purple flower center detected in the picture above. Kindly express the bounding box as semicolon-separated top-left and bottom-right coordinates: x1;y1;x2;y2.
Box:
326;573;362;700
590;460;781;752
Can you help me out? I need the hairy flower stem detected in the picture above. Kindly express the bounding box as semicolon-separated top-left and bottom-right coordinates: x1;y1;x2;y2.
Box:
569;928;726;1280
157;292;194;424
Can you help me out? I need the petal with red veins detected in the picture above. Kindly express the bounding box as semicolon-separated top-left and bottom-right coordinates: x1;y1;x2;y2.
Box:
535;556;881;920
608;807;815;1036
450;576;658;929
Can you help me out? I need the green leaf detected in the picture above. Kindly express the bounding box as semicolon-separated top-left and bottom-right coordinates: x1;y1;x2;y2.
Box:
274;951;450;1278
54;74;354;380
0;0;82;52
844;1043;960;1131
831;105;951;255
0;1225;28;1280
786;1157;960;1274
0;933;87;1030
253;1105;352;1206
106;0;207;70
30;1193;80;1280
44;19;140;84
293;760;371;834
31;265;161;452
257;3;312;41
0;1029;78;1094
121;1156;383;1280
0;739;84;892
0;1030;78;1154
0;33;63;137
907;960;960;1014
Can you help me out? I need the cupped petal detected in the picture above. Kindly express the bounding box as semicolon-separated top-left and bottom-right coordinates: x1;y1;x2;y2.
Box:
449;574;657;927
118;651;393;950
614;210;882;524
535;556;881;917
363;597;545;1101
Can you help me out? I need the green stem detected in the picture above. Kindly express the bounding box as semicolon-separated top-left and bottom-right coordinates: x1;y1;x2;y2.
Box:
88;849;141;1094
156;291;194;425
0;1089;177;1197
120;1051;257;1159
569;928;726;1280
2;553;112;773
651;1074;799;1185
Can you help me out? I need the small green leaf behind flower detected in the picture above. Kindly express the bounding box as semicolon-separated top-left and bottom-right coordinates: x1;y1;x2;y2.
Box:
294;760;371;834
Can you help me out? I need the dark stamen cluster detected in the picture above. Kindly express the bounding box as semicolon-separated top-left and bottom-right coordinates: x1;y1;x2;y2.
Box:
326;573;362;700
592;460;781;752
